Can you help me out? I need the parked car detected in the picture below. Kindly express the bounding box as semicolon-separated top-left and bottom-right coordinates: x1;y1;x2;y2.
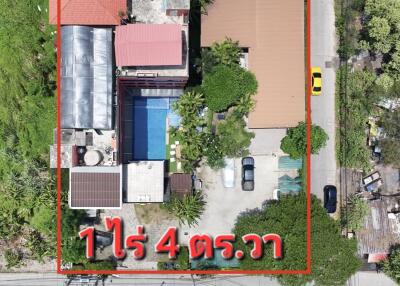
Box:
311;66;322;96
323;185;337;213
222;158;235;188
241;157;255;191
273;189;281;200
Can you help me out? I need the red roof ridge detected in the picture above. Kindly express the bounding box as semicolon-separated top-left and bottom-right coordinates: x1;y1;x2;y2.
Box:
49;0;71;23
95;0;123;23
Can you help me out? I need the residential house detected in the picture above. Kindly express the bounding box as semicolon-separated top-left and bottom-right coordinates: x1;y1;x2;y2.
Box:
201;0;305;129
49;0;190;209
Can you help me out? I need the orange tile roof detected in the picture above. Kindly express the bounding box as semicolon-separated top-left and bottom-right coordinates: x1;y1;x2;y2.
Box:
49;0;126;25
201;0;305;128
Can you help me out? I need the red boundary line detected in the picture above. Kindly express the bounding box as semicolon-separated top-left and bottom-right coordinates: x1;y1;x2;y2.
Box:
56;0;312;275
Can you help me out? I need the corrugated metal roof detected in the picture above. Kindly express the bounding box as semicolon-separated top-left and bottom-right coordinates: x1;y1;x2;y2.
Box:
49;0;126;25
201;0;305;128
61;26;113;130
115;24;182;67
70;167;121;209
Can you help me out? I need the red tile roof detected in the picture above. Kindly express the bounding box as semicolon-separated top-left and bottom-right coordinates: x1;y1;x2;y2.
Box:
49;0;126;25
115;24;182;67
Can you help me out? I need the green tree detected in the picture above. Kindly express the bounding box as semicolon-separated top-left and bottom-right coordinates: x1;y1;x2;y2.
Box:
163;192;206;227
383;248;400;284
172;91;206;171
200;38;241;74
380;139;400;168
210;38;241;68
233;193;361;285
217;115;255;158
363;0;400;77
376;73;395;91
202;65;257;112
233;93;256;117
280;122;328;159
367;16;392;53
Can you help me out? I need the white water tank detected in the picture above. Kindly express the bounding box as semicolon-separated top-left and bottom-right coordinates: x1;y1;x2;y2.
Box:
84;150;103;166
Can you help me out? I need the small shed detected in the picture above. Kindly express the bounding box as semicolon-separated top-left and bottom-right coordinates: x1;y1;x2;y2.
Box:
170;173;193;198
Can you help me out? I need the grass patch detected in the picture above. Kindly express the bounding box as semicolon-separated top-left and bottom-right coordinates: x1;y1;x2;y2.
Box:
166;129;178;172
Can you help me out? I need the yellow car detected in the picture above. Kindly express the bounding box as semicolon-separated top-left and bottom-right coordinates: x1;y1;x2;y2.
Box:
311;67;322;96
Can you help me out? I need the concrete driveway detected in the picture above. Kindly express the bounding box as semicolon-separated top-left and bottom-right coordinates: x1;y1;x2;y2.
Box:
187;155;278;238
180;128;298;240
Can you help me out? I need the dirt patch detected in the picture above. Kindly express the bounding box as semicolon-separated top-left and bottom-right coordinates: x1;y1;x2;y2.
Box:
134;203;175;225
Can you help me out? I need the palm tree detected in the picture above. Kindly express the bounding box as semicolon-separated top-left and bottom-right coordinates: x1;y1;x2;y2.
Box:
171;192;206;227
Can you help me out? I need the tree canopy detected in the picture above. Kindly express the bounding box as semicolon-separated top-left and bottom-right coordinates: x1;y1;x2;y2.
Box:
200;38;241;74
233;193;361;286
202;65;257;112
383;248;400;284
363;0;400;79
280;122;328;159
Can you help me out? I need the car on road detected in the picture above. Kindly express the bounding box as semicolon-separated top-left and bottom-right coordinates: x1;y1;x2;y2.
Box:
323;185;337;213
222;158;235;188
241;157;254;191
311;66;322;96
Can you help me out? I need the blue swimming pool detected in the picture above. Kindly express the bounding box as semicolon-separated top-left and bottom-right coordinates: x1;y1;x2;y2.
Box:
132;98;169;160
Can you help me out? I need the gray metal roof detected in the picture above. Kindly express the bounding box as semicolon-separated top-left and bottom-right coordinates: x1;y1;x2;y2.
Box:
61;26;113;129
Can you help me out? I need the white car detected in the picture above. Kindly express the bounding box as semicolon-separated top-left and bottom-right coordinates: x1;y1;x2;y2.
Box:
222;158;235;188
273;189;280;200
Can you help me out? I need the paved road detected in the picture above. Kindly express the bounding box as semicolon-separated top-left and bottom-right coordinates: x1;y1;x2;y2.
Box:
0;273;282;286
310;0;338;200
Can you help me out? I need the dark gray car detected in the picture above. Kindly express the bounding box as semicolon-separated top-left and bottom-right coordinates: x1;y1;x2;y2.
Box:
241;157;255;191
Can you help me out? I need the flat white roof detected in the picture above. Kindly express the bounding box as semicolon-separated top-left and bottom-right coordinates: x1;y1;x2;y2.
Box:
125;161;164;203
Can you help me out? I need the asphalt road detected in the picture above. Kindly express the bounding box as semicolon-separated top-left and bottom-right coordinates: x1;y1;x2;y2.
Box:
310;0;338;200
0;273;282;286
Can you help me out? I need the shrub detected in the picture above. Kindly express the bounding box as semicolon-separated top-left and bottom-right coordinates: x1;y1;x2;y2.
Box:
203;133;225;169
30;204;56;237
217;115;255;158
202;65;257;112
5;249;23;269
336;68;377;170
280;122;328;159
380;139;400;168
383;248;400;284
342;194;369;231
163;192;206;227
